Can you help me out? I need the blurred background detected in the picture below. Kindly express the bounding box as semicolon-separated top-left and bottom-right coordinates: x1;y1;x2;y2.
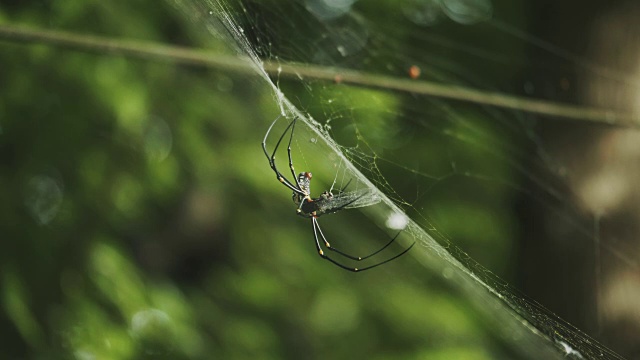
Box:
1;0;640;359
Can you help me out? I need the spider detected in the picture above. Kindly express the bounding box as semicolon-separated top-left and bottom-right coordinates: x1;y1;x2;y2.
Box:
262;115;414;272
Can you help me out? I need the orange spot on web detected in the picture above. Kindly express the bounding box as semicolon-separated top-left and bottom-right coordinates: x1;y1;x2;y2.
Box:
409;65;421;79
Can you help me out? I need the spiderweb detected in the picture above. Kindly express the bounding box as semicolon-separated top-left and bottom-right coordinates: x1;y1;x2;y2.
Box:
172;0;640;358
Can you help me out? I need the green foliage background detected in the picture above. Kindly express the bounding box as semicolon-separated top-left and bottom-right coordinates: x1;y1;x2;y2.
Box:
0;1;601;359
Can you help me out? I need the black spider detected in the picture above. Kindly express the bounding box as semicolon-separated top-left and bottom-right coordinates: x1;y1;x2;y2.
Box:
262;116;414;272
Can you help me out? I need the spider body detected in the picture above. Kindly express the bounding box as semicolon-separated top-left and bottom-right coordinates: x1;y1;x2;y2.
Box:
297;191;331;217
293;171;341;217
262;116;414;272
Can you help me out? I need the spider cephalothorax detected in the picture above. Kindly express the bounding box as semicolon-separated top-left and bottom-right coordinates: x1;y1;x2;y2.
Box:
262;115;414;272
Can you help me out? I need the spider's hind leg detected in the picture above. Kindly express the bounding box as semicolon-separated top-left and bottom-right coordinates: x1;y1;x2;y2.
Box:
311;217;414;272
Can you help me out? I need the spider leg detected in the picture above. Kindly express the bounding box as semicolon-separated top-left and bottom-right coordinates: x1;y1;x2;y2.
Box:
312;217;415;272
286;117;301;186
315;218;402;261
262;115;306;196
296;196;311;214
312;217;362;272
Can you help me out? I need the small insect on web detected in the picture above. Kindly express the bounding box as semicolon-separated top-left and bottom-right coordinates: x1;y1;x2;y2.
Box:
262;115;415;272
